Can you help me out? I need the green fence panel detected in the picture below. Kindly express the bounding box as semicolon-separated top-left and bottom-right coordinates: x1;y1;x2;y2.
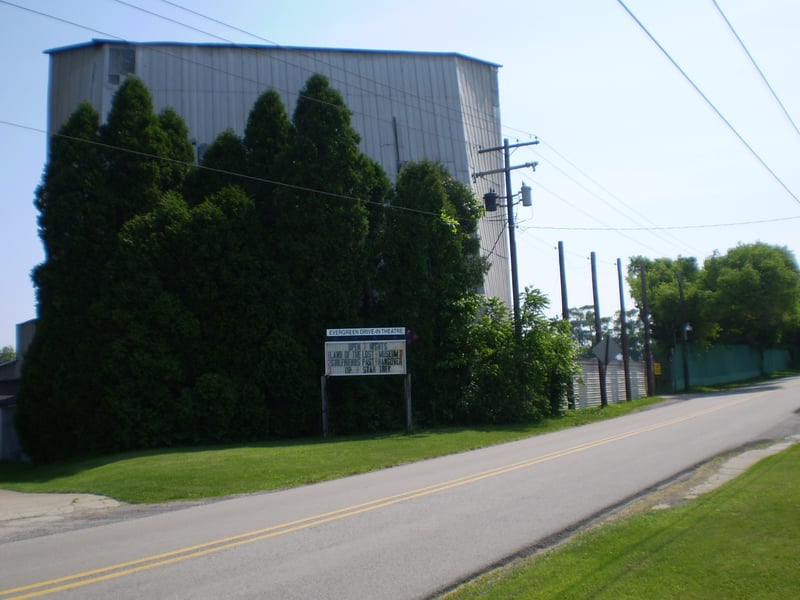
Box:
674;344;789;389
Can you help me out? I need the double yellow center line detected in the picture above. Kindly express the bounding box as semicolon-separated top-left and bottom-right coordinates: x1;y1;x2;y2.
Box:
1;395;753;599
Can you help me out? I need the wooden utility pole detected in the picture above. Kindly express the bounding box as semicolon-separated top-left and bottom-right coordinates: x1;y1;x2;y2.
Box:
475;139;538;339
640;265;656;396
617;258;632;401
677;271;691;392
560;241;575;409
591;252;608;407
559;241;569;321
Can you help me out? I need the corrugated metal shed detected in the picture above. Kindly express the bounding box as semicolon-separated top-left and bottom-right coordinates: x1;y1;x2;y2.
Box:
45;40;511;304
573;360;649;408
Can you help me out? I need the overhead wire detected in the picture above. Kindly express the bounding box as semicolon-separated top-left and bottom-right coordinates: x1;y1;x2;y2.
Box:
530;138;702;256
616;0;800;207
0;115;507;260
145;0;706;261
152;0;800;255
522;147;697;254
711;0;800;140
110;0;504;153
1;0;509;258
1;0;500;171
4;0;795;263
1;0;717;265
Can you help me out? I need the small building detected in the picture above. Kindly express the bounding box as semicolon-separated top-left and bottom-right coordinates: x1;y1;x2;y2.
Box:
0;320;36;462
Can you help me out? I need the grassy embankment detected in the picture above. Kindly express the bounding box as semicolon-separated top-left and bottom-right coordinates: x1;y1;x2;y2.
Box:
0;397;664;503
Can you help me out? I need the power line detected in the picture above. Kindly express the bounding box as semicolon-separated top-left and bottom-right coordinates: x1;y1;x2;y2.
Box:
1;116;507;265
525;146;698;256
110;0;502;147
159;0;282;46
502;122;705;257
524;181;662;255
711;0;800;140
616;0;800;207
533;138;701;256
4;0;706;263
3;0;516;264
0;118;449;220
5;1;792;258
1;0;500;166
525;213;800;231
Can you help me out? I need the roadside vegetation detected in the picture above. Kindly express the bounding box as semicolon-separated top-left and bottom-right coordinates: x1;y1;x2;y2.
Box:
0;396;663;503
19;75;577;463
443;441;800;599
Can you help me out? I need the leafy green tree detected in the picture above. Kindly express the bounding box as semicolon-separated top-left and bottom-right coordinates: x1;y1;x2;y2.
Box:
627;256;718;356
241;90;293;232
458;290;578;423
0;346;15;363
612;308;645;361
703;243;800;354
157;107;196;191
518;289;579;417
100;77;191;226
568;305;611;358
244;90;291;181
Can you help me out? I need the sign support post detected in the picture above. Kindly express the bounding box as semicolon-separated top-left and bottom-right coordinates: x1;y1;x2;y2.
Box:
322;327;410;437
321;375;329;438
404;374;412;433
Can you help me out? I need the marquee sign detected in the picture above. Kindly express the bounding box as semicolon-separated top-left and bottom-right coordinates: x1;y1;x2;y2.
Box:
324;327;406;376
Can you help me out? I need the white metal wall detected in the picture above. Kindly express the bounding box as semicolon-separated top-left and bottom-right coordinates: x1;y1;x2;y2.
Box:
573;360;648;408
46;42;511;304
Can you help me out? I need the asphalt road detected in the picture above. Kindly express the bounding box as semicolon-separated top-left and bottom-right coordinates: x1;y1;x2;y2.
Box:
2;378;799;599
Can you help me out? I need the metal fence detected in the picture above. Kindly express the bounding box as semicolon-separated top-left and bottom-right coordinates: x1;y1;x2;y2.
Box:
572;360;648;409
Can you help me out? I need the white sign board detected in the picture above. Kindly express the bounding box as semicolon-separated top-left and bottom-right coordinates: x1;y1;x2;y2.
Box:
324;327;407;376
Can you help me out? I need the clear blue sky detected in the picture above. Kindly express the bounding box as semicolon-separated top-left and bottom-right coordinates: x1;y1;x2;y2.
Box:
2;0;799;348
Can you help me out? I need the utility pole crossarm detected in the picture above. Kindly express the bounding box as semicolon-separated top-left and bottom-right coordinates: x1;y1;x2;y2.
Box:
478;139;540;154
472;162;538;181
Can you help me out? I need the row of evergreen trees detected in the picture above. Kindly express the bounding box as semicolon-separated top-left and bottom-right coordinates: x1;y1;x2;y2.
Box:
17;75;578;462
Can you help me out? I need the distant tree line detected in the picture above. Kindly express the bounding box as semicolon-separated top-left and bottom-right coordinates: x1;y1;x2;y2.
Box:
627;245;800;370
17;76;578;462
567;306;644;361
0;346;15;363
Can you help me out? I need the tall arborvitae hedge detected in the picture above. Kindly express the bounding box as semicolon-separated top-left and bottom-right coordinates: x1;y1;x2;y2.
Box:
19;75;577;461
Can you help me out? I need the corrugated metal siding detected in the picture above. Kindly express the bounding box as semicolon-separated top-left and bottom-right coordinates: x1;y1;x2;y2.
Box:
47;43;511;303
47;44;105;142
456;57;509;302
573;360;648;409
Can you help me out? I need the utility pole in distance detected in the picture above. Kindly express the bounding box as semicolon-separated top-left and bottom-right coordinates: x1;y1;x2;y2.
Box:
640;264;656;396
474;138;538;338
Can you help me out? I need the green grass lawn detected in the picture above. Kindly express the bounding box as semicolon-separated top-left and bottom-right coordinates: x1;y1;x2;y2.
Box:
443;442;800;599
0;397;663;503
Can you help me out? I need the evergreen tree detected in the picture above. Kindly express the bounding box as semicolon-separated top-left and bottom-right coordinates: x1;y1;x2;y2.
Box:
376;160;487;424
18;80;196;460
182;130;248;205
279;75;389;352
18;102;107;460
